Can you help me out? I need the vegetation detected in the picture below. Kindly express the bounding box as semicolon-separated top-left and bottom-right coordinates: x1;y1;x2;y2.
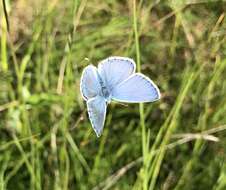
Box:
0;0;226;189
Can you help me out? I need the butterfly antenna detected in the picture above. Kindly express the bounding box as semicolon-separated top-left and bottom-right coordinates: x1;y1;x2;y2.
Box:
79;58;91;66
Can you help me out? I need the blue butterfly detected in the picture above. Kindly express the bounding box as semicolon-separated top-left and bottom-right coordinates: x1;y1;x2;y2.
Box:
80;56;161;137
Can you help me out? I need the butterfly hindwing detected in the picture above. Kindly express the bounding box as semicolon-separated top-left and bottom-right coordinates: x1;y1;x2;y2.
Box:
98;56;136;91
111;73;160;103
87;96;107;137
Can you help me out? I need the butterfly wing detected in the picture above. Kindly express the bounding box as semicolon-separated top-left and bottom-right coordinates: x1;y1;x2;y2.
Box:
80;65;101;100
111;73;161;103
87;96;107;137
98;56;136;91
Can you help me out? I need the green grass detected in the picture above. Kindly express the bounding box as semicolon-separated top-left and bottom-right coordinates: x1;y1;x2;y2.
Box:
0;0;226;189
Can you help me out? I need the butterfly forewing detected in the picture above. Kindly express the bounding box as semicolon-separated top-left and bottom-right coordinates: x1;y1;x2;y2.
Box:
80;65;101;100
87;96;107;137
111;73;160;103
98;56;136;91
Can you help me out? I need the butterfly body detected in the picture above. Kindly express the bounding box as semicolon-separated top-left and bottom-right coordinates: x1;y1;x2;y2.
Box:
96;71;111;103
80;56;160;137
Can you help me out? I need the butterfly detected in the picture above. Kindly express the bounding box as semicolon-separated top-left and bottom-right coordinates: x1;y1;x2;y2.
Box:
80;56;161;137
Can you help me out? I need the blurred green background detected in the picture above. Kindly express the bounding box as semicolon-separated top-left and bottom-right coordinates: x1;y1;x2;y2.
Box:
0;0;226;189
